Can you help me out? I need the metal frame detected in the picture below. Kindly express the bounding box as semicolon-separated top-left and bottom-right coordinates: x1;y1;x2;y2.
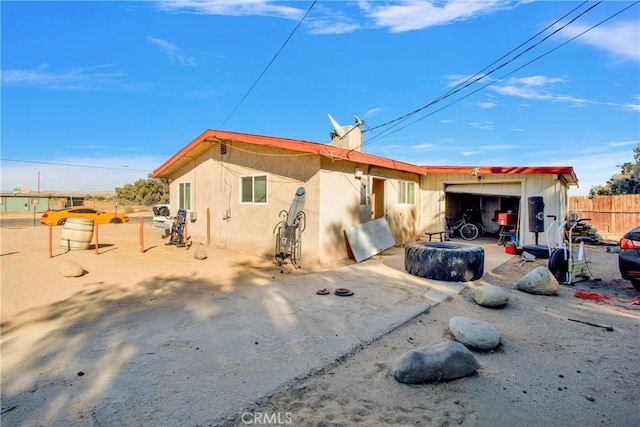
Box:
273;209;306;268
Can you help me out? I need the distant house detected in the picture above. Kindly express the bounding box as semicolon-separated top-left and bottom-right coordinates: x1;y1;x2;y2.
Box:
153;129;577;264
0;192;50;213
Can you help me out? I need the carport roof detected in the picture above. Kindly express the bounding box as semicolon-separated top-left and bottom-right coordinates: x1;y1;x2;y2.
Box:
153;129;578;185
423;166;578;185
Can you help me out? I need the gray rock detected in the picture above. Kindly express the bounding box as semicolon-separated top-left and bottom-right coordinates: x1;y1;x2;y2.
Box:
194;247;208;260
473;284;509;308
59;260;85;277
449;316;501;351
516;266;559;295
391;341;480;384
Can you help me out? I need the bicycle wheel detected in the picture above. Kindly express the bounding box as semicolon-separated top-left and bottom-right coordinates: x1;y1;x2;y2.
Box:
459;223;479;240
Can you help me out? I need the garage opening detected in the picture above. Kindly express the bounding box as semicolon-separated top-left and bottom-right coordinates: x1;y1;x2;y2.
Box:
445;183;521;242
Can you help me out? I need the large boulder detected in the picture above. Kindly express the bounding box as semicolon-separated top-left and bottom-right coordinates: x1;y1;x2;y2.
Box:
516;266;560;295
391;341;480;384
449;316;501;351
473;284;509;308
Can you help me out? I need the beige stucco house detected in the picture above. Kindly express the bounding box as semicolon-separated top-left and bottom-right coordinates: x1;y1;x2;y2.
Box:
153;129;578;264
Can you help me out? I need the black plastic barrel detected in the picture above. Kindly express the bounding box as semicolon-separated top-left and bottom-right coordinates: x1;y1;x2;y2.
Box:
528;196;545;232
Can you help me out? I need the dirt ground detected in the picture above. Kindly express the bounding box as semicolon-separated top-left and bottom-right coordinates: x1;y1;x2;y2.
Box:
1;216;639;426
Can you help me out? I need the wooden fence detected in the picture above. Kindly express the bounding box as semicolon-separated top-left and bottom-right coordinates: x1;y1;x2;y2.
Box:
569;195;640;237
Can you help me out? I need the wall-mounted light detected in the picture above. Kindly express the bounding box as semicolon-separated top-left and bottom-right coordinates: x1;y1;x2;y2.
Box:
354;168;364;179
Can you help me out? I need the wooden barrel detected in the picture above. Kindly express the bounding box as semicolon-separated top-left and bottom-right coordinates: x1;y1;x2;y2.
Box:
60;218;95;251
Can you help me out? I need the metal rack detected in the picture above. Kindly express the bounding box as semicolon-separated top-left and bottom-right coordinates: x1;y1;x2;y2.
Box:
273;187;306;268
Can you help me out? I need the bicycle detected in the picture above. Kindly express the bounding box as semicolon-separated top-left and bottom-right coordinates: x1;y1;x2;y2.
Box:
446;215;479;240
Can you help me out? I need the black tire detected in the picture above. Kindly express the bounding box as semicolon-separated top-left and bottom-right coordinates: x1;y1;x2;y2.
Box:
404;241;484;282
631;279;640;292
548;248;568;283
110;218;122;224
460;223;479;240
57;218;67;226
159;207;170;216
473;223;486;237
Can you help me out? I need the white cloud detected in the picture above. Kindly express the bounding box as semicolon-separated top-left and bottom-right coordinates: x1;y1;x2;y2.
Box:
147;37;196;66
410;143;436;150
476;101;497;109
360;0;516;33
558;20;640;63
479;144;517;150
155;0;304;20
1;64;125;90
468;121;493;130
607;140;638;148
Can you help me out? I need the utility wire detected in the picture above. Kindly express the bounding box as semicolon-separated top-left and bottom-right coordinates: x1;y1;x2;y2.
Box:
1;158;150;172
365;0;605;146
371;0;640;142
367;0;596;136
218;0;317;129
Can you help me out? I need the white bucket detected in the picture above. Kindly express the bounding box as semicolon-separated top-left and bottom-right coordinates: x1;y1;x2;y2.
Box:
60;218;95;251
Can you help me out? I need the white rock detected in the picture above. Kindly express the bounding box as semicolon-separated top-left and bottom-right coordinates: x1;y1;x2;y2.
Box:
58;260;85;277
473;284;509;308
449;316;501;351
516;266;559;295
194;247;208;260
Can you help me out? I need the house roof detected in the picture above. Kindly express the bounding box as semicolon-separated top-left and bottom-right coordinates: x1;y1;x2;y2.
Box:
153;129;578;185
153;129;425;177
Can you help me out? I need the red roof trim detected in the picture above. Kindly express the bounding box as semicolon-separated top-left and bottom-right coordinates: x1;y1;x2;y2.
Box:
153;129;425;176
153;130;578;185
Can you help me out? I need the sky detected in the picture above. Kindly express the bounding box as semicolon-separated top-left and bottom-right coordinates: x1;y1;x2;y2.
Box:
1;0;639;196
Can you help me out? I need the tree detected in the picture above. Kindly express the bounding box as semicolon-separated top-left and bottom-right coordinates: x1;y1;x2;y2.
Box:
589;143;640;197
115;175;169;205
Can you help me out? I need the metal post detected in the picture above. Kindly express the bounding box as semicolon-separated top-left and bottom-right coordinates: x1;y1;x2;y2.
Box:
94;223;99;255
139;216;144;253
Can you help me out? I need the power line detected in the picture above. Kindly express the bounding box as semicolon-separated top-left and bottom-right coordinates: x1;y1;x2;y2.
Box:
1;158;150;172
367;0;597;136
368;0;639;143
218;0;317;129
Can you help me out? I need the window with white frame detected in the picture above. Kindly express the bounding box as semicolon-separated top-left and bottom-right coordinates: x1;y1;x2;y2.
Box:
178;182;191;210
398;180;416;205
241;175;267;204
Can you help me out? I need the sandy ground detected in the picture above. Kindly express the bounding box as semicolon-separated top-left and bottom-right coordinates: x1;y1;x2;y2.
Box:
1;217;639;426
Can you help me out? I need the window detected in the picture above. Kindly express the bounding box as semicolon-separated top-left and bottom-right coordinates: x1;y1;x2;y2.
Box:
178;182;191;210
398;181;415;205
241;175;267;204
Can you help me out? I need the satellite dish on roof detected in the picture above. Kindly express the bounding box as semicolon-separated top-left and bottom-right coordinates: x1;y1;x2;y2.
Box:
328;113;346;138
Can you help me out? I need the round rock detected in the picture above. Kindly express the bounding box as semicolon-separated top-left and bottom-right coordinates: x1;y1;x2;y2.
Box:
58;260;85;277
473;284;509;308
516;266;559;295
194;247;208;260
391;341;480;384
449;316;501;351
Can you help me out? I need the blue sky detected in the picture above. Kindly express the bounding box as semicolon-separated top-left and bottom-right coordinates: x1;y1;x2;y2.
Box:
1;0;639;195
